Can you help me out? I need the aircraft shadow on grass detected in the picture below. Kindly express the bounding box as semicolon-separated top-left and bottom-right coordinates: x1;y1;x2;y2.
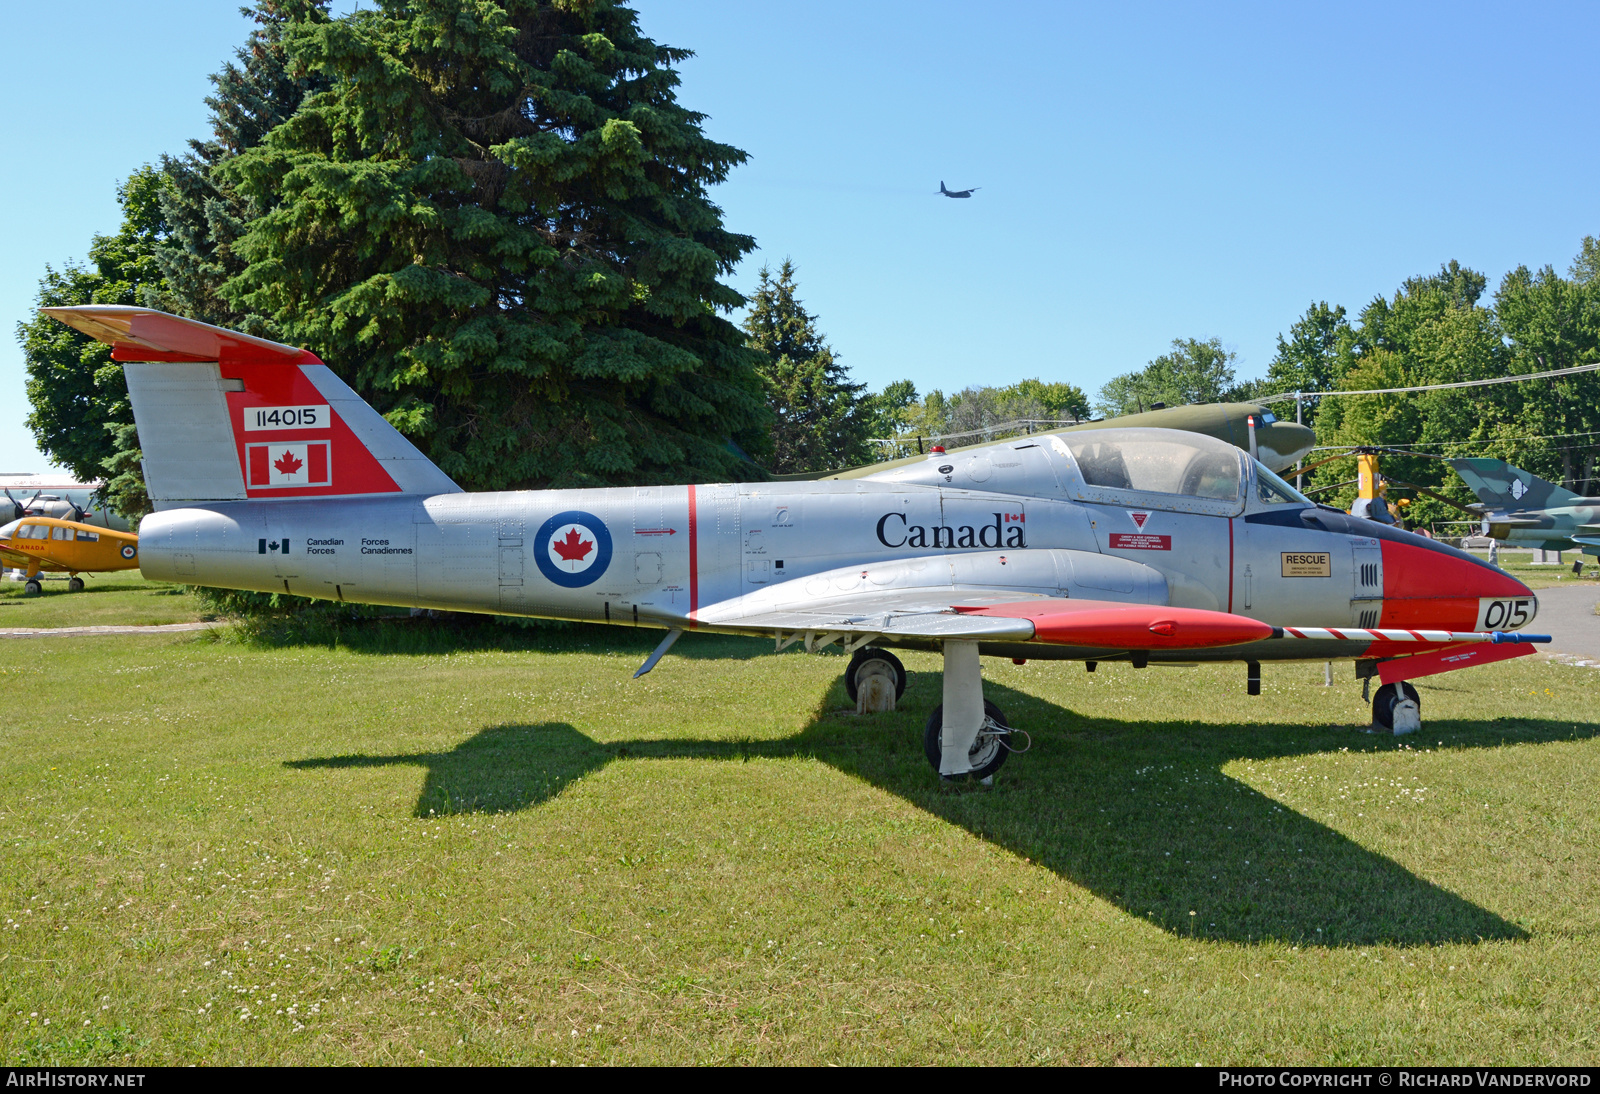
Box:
287;672;1600;949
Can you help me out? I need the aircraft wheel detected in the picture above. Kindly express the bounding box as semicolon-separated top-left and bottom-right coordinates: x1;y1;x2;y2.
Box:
845;647;907;704
67;577;85;592
924;699;1011;780
24;580;42;596
1372;682;1421;732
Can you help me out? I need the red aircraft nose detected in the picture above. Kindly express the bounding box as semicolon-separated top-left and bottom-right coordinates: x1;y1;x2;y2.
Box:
1379;538;1536;631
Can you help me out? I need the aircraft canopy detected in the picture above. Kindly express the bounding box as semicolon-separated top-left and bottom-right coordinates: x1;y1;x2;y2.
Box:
1062;428;1242;501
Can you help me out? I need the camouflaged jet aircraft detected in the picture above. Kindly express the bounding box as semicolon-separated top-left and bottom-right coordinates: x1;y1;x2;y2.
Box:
42;306;1549;779
1450;458;1600;559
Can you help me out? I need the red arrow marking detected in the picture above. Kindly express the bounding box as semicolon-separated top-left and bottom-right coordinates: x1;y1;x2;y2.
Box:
635;528;678;536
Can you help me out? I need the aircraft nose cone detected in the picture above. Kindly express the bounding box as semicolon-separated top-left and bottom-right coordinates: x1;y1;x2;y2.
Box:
1257;422;1315;471
1378;535;1537;630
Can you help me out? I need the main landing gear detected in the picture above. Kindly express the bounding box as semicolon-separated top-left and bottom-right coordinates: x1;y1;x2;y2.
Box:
922;640;1027;781
842;642;1026;781
844;647;907;705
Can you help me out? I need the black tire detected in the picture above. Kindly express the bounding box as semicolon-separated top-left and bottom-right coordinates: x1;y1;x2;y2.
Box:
924;699;1011;780
845;647;907;704
24;580;42;596
1372;681;1421;731
67;577;84;592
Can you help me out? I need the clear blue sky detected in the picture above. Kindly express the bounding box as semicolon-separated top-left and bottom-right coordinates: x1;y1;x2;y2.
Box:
4;1;1597;475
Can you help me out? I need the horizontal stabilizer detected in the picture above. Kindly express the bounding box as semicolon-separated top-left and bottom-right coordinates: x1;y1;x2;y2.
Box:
40;305;318;365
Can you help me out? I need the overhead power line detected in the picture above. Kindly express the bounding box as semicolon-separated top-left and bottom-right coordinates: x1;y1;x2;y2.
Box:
1258;361;1600;403
1309;428;1600;452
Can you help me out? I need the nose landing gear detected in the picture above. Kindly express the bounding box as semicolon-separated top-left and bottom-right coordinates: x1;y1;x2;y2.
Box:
1372;681;1421;734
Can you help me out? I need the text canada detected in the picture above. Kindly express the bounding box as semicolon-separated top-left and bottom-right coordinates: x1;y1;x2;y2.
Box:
875;512;1025;550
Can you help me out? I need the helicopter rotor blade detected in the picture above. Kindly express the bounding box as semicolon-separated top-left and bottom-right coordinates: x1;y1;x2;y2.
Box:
1384;479;1481;515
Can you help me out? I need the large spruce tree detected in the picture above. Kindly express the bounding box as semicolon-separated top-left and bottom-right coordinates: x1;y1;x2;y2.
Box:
220;0;769;490
742;260;868;474
156;0;330;328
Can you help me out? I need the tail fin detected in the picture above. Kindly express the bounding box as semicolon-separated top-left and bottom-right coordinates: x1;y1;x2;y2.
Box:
939;180;948;193
42;306;460;509
1449;457;1578;510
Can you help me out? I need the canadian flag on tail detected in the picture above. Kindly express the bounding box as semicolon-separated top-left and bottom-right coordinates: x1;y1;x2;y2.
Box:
247;442;331;488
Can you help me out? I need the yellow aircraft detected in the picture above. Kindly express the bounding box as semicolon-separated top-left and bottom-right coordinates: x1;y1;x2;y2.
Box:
0;515;139;595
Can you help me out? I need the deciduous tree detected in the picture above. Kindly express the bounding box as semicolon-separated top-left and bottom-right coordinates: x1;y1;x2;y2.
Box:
1095;337;1239;416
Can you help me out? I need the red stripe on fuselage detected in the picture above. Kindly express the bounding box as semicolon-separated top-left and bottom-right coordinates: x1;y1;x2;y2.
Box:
1227;518;1234;613
687;484;699;627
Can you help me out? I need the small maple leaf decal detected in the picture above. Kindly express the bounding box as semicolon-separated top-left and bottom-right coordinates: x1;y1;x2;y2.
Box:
274;450;304;476
552;527;594;563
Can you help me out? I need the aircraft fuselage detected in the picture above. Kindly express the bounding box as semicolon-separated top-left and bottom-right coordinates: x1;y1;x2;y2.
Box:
140;434;1535;665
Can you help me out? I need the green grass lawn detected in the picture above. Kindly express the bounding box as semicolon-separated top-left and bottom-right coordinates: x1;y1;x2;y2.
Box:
2;621;1597;1064
0;573;211;629
1473;551;1598;591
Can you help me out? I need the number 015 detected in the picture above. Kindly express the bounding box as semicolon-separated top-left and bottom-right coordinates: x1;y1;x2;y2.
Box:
1477;597;1534;630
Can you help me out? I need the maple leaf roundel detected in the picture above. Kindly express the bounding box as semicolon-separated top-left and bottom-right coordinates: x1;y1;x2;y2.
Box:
534;510;613;588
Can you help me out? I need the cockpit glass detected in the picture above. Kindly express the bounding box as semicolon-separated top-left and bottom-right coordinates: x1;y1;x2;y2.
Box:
1255;463;1311;505
1066;434;1240;500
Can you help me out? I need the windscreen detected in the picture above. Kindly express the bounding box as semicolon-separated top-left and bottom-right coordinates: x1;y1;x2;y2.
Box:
1066;432;1241;500
1255;463;1312;505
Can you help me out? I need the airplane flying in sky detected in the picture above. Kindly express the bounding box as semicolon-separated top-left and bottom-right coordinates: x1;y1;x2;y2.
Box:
1450;458;1600;558
42;306;1547;778
0;515;140;594
938;181;979;198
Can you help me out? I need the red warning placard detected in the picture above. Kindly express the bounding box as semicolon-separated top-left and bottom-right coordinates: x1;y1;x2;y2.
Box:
1109;533;1172;550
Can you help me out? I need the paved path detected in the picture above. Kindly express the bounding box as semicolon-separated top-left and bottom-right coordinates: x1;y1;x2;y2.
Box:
1534;585;1600;660
0;621;223;640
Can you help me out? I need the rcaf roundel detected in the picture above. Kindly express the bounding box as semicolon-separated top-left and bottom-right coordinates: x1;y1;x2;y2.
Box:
535;510;613;588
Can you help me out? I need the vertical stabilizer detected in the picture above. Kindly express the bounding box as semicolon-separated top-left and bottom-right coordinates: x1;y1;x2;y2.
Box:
41;306;460;509
1449;458;1578;510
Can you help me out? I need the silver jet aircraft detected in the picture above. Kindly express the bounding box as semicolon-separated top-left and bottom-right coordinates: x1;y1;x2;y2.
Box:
1450;458;1600;560
43;307;1548;777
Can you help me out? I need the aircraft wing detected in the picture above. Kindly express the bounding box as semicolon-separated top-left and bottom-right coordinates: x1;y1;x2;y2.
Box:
693;588;1047;644
693;588;1274;650
0;543;62;572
